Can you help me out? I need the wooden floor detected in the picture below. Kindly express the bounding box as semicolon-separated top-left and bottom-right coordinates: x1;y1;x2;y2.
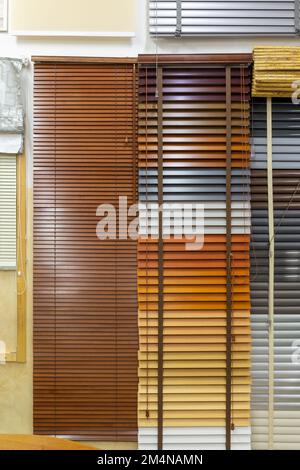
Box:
0;435;96;450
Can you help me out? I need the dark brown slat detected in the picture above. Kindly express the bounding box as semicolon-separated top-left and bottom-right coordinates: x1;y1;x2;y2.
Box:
138;54;253;65
32;56;137;64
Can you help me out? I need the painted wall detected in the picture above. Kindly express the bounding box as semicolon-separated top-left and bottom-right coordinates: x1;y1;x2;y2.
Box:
0;0;299;448
10;0;135;34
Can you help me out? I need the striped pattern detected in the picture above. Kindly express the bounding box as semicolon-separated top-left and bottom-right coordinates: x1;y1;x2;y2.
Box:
139;426;251;450
253;47;300;97
149;1;299;36
0;155;17;269
33;60;138;441
137;58;252;449
251;98;300;449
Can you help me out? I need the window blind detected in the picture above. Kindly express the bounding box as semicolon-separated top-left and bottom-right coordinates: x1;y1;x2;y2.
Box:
149;1;300;36
251;98;300;449
253;47;300;98
0;156;17;269
33;58;138;441
137;54;252;450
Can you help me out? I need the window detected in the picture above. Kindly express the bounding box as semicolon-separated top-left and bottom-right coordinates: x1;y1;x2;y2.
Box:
0;155;17;270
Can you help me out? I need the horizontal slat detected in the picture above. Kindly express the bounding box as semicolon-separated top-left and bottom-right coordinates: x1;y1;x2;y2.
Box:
0;155;17;269
33;62;138;440
149;1;297;36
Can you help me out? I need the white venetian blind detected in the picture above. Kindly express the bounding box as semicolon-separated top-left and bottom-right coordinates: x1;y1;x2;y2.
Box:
0;156;17;269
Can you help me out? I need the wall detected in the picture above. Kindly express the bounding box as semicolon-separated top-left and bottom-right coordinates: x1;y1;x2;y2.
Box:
0;0;299;448
10;0;135;34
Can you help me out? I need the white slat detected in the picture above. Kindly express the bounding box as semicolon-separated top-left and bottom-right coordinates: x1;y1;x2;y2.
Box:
0;155;17;269
149;1;298;36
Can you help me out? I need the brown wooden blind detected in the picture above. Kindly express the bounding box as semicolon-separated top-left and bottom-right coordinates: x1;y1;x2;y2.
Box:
33;58;138;441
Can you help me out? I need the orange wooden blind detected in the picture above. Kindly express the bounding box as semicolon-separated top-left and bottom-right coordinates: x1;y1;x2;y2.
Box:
33;58;138;441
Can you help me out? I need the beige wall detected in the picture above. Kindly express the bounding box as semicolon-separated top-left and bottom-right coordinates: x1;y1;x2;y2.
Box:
0;271;17;353
10;0;135;33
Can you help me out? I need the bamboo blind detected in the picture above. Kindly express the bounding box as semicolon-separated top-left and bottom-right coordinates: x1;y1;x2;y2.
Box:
137;55;252;449
33;58;138;441
252;47;300;97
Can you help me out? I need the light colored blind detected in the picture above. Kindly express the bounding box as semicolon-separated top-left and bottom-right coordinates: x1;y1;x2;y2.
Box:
149;1;299;36
0;156;17;269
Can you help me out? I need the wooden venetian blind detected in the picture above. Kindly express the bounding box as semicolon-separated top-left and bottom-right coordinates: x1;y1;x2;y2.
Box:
137;55;252;450
33;57;138;441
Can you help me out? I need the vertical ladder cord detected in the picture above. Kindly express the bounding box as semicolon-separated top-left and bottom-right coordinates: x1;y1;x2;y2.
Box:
225;65;233;451
175;0;182;37
157;66;164;450
267;97;275;450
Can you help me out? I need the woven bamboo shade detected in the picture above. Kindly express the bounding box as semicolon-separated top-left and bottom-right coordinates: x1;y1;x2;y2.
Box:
252;47;300;97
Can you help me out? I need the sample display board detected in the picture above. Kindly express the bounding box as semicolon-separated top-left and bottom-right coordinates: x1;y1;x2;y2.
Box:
10;0;135;36
137;54;252;450
251;98;300;450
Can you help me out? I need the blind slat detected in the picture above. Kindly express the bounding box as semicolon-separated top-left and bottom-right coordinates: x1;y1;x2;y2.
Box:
0;155;17;269
33;61;138;441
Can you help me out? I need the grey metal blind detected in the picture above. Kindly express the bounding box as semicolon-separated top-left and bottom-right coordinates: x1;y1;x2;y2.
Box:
149;1;300;36
251;98;300;449
0;155;17;269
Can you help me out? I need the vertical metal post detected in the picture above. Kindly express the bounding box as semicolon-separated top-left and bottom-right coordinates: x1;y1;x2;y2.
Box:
225;65;233;451
157;66;164;450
